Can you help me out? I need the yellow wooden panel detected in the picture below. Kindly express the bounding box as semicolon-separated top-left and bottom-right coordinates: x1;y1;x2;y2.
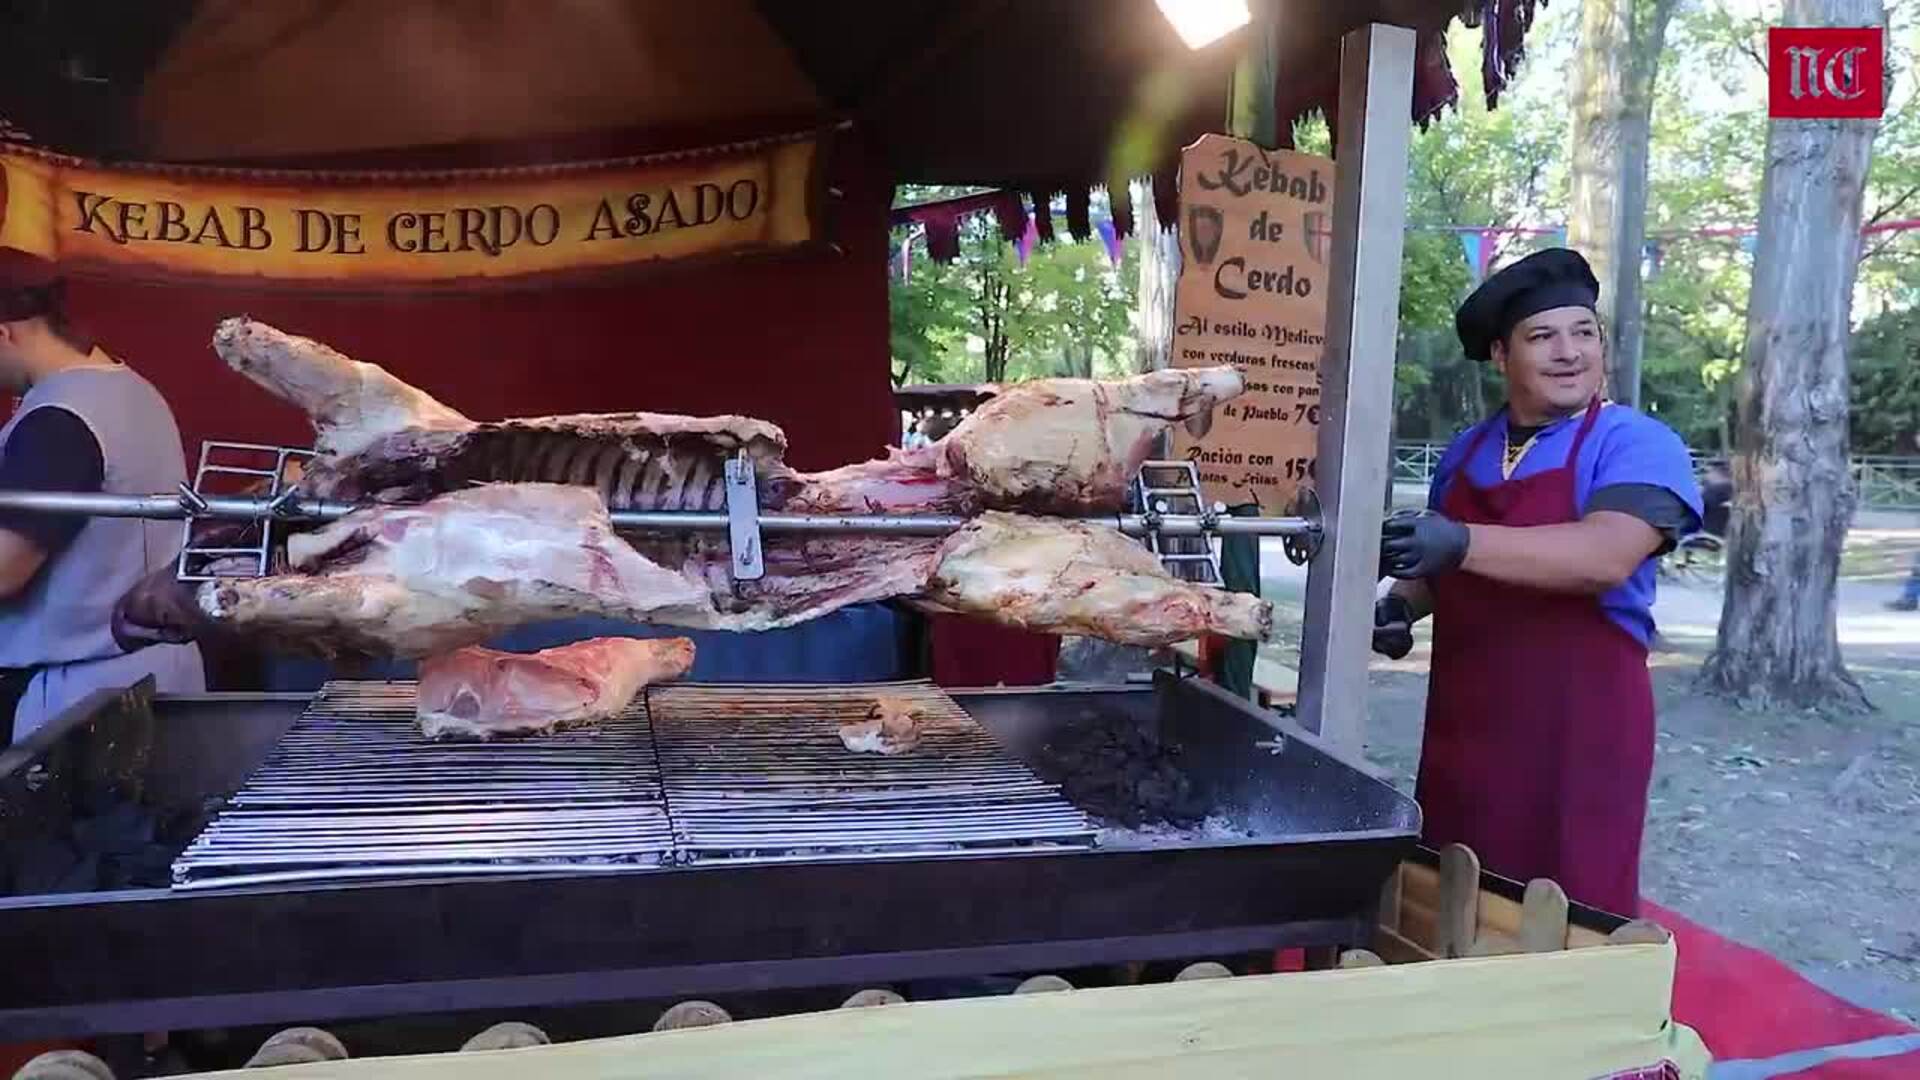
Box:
185;944;1705;1080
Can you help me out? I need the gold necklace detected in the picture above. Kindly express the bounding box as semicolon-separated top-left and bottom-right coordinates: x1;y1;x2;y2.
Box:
1500;432;1540;480
1500;403;1597;480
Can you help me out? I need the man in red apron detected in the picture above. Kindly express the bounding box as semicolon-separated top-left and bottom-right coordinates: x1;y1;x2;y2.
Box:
1370;248;1702;915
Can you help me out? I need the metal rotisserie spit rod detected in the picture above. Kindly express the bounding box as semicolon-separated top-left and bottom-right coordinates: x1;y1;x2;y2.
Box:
0;488;1317;539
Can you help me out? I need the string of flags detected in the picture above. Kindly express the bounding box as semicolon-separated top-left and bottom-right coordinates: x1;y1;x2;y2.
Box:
892;193;1133;282
890;180;1174;283
1440;218;1920;282
889;185;1920;285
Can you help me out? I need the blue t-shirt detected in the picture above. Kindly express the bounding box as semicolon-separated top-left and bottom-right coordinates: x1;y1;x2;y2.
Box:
0;406;105;555
1427;404;1704;646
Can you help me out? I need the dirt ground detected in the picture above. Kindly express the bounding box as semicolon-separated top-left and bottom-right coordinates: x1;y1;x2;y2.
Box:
1263;522;1920;1025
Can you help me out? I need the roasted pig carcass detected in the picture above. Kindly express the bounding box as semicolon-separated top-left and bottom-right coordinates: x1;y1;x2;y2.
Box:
417;636;694;741
214;316;787;510
211;318;1243;516
200;484;721;657
115;321;1271;656
923;513;1271;645
185;490;1255;655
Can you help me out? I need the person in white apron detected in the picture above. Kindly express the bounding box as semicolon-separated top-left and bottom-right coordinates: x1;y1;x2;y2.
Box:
0;248;203;744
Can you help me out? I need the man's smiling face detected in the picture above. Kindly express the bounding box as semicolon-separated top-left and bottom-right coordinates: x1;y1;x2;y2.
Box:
1491;305;1605;423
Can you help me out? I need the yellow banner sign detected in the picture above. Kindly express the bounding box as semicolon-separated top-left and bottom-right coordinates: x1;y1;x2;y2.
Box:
0;133;822;288
1171;133;1334;510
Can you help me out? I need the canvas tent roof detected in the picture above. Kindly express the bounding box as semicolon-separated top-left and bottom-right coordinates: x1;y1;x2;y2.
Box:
0;0;1539;181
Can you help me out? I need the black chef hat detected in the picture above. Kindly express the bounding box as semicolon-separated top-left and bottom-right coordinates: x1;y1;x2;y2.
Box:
1454;247;1600;362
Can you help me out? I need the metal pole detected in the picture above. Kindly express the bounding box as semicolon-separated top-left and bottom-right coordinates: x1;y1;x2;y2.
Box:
1295;23;1415;755
0;489;1317;540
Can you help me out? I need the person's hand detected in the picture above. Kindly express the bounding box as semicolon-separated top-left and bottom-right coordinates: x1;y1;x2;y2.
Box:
1372;594;1415;659
112;564;210;653
1380;509;1470;579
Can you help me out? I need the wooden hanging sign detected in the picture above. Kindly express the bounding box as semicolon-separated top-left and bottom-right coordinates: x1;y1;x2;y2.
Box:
1170;133;1333;509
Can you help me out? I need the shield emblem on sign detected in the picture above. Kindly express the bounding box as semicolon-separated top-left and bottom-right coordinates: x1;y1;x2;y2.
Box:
1303;210;1332;265
1187;205;1224;265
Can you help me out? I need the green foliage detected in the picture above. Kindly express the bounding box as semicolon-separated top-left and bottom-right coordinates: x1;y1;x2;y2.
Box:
1641;0;1920;454
1849;307;1920;455
887;186;1139;385
1389;0;1920;454
1388;10;1571;442
888;1;1920;455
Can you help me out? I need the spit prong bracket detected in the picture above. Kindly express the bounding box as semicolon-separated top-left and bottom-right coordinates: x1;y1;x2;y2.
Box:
175;441;316;582
1130;461;1222;585
1282;488;1324;566
724;450;765;583
176;482;211;517
266;486;304;518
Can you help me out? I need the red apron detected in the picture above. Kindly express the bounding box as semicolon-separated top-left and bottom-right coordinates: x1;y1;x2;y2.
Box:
1417;401;1654;915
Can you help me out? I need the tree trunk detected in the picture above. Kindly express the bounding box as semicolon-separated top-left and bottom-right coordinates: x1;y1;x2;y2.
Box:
1567;0;1675;410
1133;182;1181;374
980;266;1010;383
1610;0;1674;408
1699;0;1880;712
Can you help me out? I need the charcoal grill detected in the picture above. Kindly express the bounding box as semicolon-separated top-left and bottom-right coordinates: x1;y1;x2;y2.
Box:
173;680;1095;888
0;672;1417;1041
171;682;676;888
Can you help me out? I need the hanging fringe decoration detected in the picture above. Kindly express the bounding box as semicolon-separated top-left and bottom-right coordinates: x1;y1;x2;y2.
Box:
1065;188;1092;241
993;190;1028;242
1480;0;1543;109
1016;216;1038;265
1109;183;1135;239
1029;190;1056;243
1152;169;1179;232
921;206;962;261
1413;30;1461;129
892;184;1147;264
1095;218;1124;265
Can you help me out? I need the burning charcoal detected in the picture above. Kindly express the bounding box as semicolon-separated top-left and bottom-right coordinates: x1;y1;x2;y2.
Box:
1044;718;1205;827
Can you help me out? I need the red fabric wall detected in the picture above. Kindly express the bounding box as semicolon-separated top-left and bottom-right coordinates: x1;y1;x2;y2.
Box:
50;143;894;474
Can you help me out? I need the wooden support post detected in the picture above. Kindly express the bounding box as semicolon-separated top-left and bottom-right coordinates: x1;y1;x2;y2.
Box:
1294;23;1416;753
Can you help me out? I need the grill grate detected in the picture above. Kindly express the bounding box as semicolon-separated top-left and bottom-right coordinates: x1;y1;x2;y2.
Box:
173;680;1091;889
171;682;673;890
650;682;1095;865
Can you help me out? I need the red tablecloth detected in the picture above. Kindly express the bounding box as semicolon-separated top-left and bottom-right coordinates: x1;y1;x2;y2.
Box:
1646;899;1920;1078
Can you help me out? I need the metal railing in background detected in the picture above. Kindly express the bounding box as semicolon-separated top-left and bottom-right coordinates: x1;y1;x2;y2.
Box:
1390;441;1920;512
1855;455;1920;511
1391;442;1446;486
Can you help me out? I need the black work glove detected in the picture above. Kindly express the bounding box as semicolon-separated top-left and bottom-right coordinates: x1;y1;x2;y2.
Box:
1372;595;1415;660
1380;509;1470;580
